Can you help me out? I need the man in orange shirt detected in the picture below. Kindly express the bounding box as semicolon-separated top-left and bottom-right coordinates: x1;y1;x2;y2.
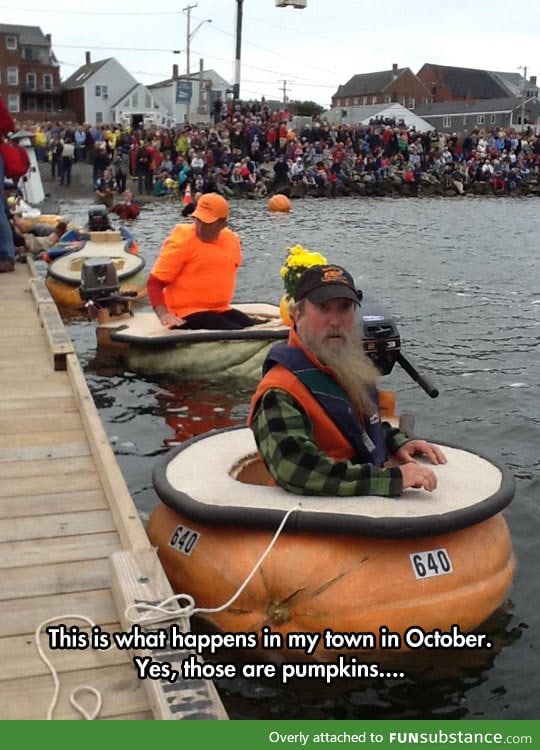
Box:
147;193;255;330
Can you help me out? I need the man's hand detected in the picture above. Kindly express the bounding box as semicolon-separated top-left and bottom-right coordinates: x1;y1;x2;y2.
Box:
400;463;438;492
395;440;447;466
159;311;185;329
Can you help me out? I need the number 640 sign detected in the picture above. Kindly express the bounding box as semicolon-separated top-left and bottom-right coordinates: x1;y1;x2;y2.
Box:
410;548;453;579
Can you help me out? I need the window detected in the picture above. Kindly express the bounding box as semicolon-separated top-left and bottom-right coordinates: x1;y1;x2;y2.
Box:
95;85;101;97
7;67;18;85
102;85;108;98
408;97;415;109
131;93;138;107
354;97;359;105
6;35;17;50
145;93;152;108
384;95;391;104
26;73;37;90
477;114;485;125
23;47;33;60
463;116;468;125
399;96;405;105
27;98;38;111
44;99;53;112
363;96;368;105
443;116;451;128
490;114;496;124
96;111;103;124
43;74;53;91
8;94;19;112
371;95;377;104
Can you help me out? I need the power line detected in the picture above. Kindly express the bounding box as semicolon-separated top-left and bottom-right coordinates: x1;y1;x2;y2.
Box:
54;44;183;53
0;5;181;14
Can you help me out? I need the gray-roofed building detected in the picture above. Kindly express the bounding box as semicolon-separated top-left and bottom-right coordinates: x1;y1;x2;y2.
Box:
331;65;432;111
0;23;61;118
148;63;231;125
109;83;171;130
61;52;140;125
414;96;540;135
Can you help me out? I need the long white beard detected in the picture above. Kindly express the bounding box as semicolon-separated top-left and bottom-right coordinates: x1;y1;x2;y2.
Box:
301;322;381;415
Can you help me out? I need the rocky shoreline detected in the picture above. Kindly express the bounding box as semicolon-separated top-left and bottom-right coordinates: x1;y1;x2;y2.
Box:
37;160;540;209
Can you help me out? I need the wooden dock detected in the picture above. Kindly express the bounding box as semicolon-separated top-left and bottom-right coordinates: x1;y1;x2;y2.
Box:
0;260;227;720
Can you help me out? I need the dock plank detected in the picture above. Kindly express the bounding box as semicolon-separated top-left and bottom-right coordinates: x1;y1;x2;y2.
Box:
0;588;121;638
0;428;86;450
0;531;120;570
0;488;108;519
0;471;102;498
0;664;148;720
0;395;77;412
0;412;83;434
0;454;97;480
0;380;74;401
0;509;116;542
0;441;90;462
0;558;111;601
0;625;130;680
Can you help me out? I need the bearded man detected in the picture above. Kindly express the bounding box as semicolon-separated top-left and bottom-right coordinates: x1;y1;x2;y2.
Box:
248;264;446;497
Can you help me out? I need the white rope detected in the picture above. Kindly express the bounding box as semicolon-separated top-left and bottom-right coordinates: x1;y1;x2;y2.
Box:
35;614;104;720
125;504;301;626
36;505;300;718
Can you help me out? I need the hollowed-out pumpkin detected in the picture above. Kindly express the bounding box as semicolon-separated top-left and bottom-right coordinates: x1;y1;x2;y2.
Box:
147;505;515;661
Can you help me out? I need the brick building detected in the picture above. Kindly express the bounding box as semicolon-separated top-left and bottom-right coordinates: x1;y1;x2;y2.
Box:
417;63;539;103
331;65;432;111
0;24;61;119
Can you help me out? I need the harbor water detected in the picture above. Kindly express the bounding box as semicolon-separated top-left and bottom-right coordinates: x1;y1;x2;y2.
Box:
49;194;539;720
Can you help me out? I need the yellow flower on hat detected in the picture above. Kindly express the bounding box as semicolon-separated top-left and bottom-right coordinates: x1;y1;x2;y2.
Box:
280;244;327;297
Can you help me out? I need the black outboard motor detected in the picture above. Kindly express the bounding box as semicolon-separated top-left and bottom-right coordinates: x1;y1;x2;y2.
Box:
80;257;120;302
357;296;401;376
81;257;137;319
357;294;439;398
87;206;112;232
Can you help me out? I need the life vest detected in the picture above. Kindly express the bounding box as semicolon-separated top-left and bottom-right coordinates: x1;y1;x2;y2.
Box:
249;333;387;466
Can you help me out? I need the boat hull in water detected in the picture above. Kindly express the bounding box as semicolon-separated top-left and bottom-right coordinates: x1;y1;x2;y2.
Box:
96;304;289;381
147;427;516;660
45;230;146;309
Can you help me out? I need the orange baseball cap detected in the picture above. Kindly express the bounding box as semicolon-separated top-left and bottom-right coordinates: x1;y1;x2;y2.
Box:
191;193;229;223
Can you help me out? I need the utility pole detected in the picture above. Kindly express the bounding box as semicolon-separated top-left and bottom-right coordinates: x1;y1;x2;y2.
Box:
518;65;528;133
184;2;197;122
279;79;293;105
233;0;244;100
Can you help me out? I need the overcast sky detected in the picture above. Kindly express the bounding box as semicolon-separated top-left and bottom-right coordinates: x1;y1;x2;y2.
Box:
2;0;539;107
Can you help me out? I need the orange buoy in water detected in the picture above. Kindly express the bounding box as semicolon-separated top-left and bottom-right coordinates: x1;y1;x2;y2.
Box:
183;184;192;205
268;194;291;213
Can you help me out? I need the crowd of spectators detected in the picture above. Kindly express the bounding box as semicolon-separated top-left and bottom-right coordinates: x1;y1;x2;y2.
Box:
18;102;540;203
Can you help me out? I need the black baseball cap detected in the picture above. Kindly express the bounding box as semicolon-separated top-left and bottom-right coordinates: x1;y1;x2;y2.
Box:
294;264;360;304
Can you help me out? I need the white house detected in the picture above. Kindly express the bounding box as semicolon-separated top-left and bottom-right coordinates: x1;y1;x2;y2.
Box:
110;83;170;129
148;63;231;126
62;53;165;126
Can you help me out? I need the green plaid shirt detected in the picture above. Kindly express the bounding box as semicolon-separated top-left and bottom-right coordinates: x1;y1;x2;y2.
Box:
251;388;410;497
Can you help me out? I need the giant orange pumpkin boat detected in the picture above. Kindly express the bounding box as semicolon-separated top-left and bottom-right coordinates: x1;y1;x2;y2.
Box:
147;426;516;662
